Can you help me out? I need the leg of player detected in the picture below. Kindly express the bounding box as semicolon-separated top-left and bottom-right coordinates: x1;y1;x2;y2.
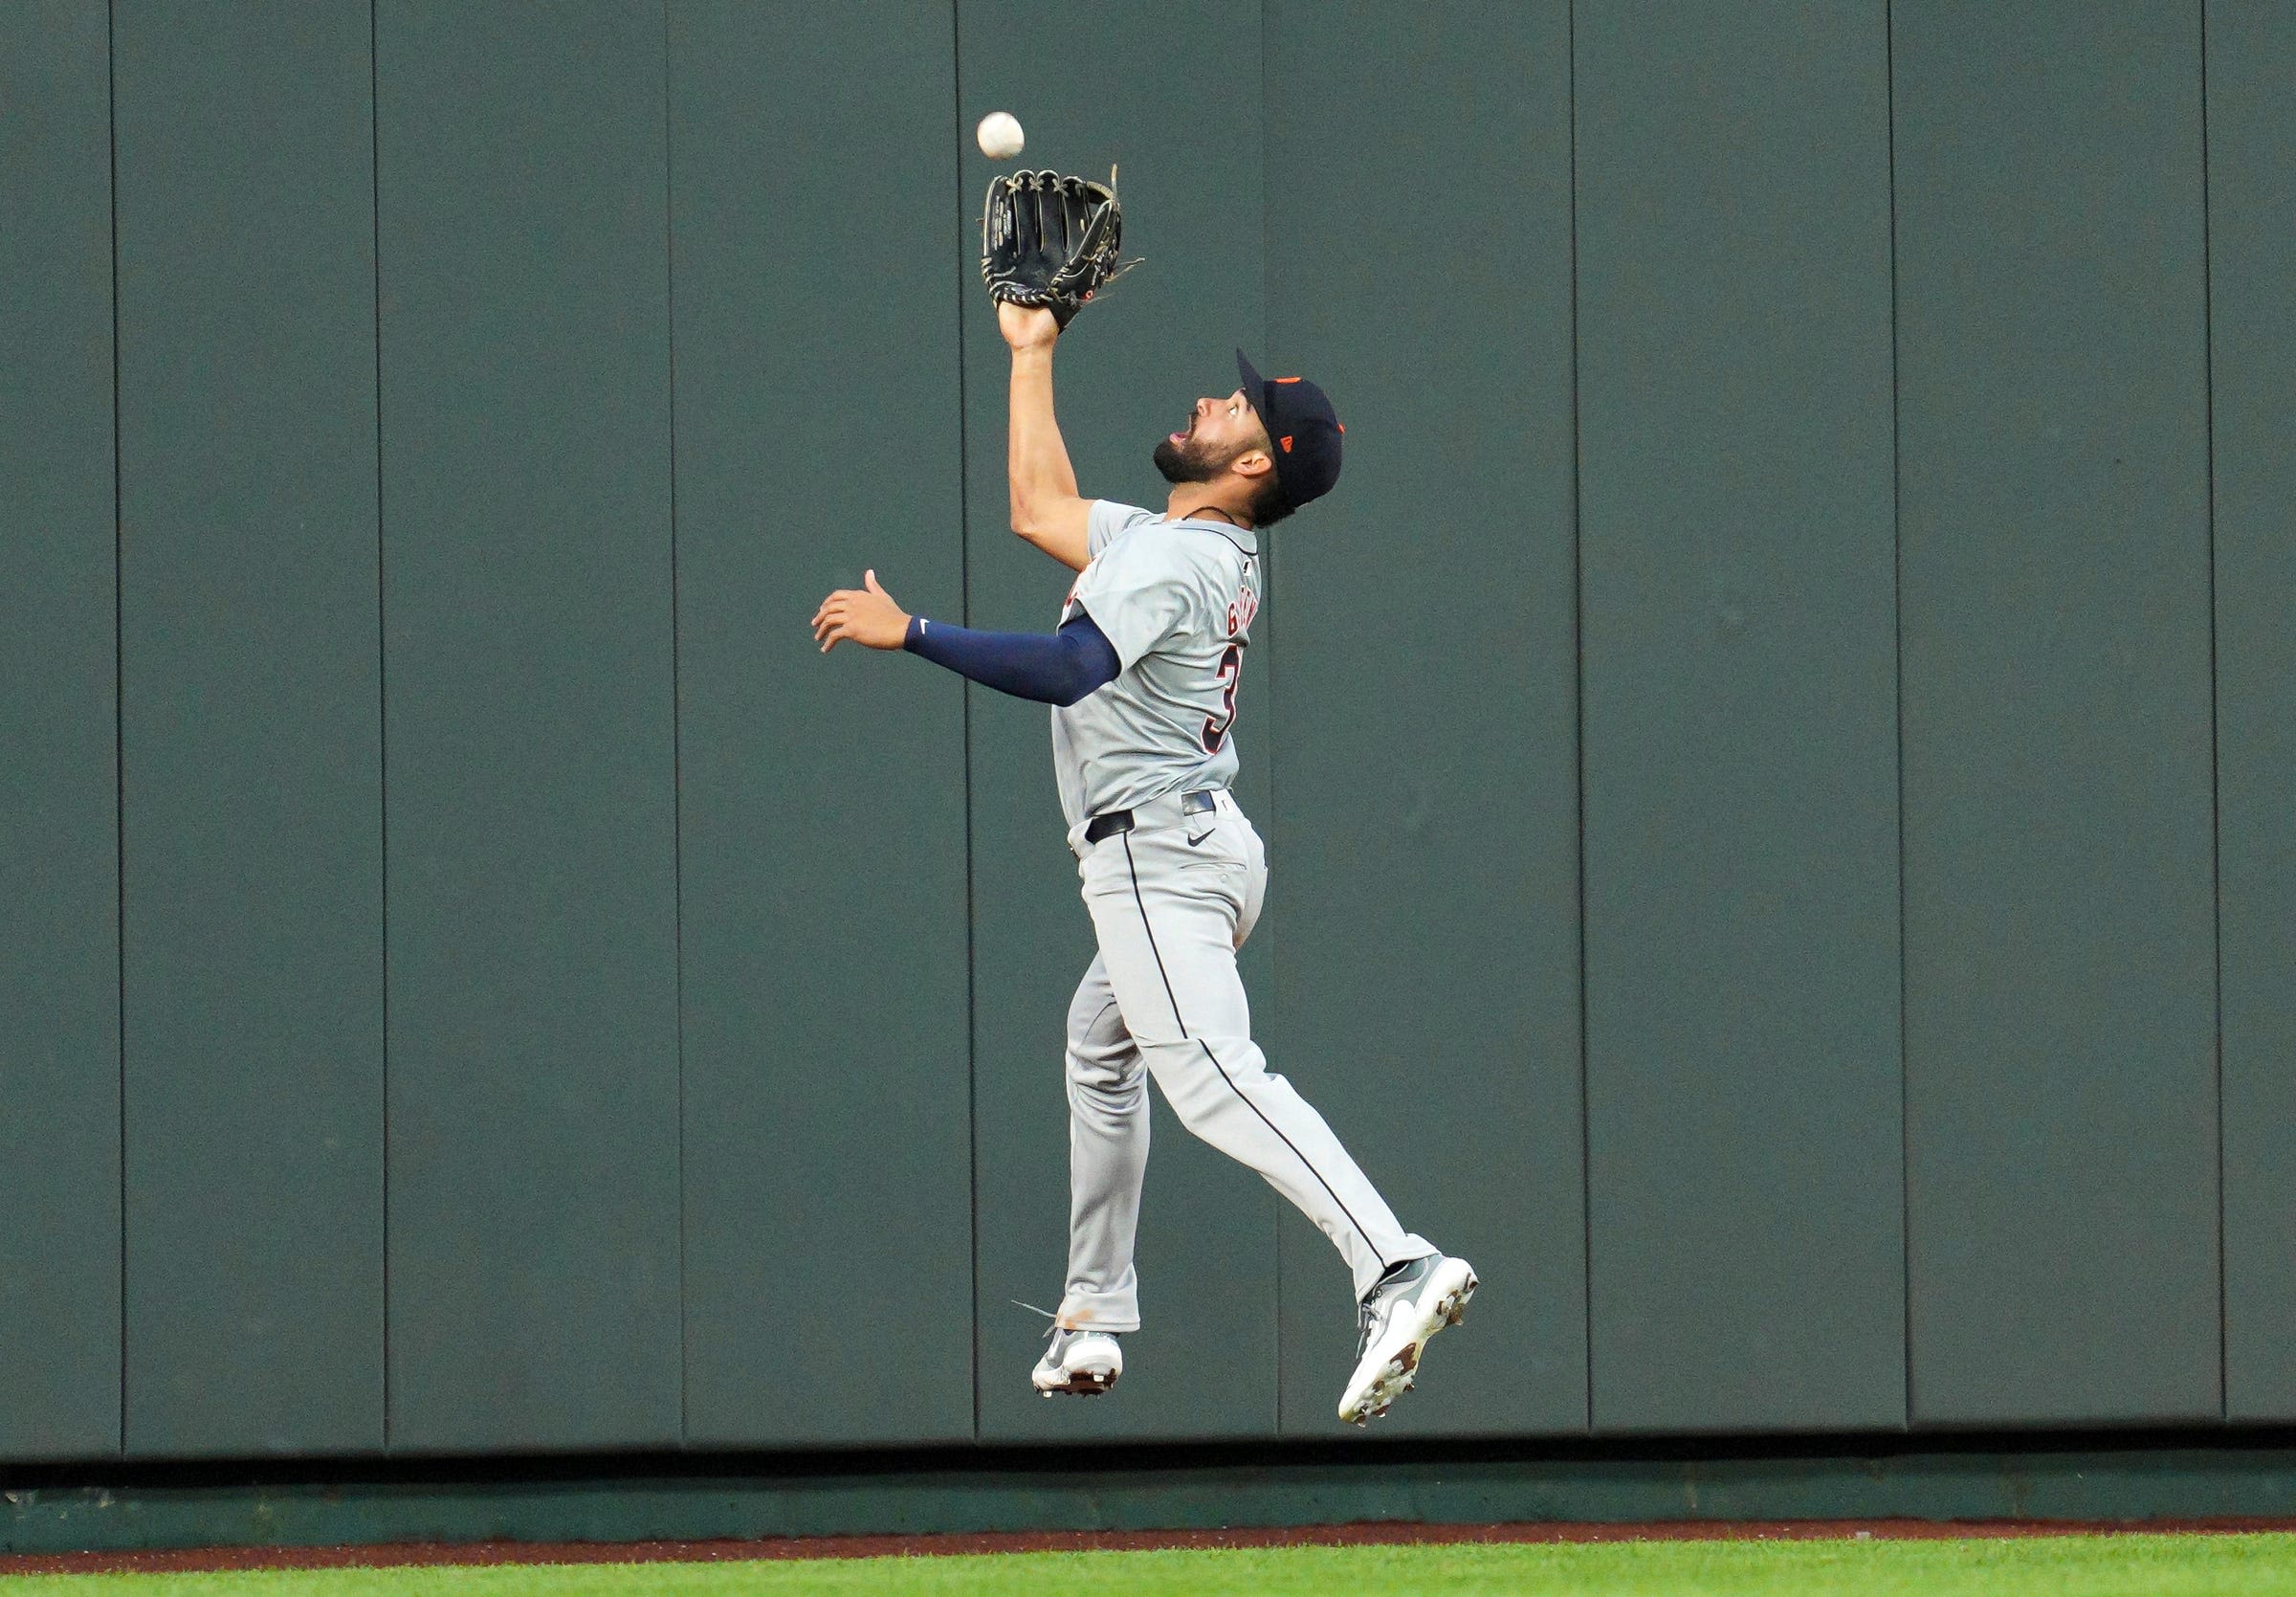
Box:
1032;956;1145;1398
1077;793;1477;1425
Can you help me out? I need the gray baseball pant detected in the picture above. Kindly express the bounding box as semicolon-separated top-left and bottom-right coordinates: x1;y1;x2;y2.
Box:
1055;788;1434;1332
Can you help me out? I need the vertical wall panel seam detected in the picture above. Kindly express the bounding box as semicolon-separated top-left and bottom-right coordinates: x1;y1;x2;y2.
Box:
369;0;392;1453
949;0;981;1444
1565;0;1593;1438
2197;0;2227;1424
661;0;689;1449
1259;0;1282;1436
1885;0;1912;1433
106;0;126;1461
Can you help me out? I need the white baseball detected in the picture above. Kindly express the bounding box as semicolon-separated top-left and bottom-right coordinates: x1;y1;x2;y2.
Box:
976;111;1025;161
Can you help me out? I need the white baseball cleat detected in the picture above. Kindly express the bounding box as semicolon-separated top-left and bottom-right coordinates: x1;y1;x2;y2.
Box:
1031;1327;1123;1396
1336;1253;1477;1426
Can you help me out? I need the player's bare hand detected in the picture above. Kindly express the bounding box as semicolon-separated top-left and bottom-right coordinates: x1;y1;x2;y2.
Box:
811;569;911;654
999;300;1059;352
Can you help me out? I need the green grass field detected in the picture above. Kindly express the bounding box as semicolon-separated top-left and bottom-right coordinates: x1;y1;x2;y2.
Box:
11;1536;2296;1596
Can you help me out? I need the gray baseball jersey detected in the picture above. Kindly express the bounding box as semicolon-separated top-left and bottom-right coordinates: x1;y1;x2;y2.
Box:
1034;499;1437;1344
1050;501;1261;840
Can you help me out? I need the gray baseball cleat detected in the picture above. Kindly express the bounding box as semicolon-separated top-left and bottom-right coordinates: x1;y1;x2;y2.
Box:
1031;1327;1123;1396
1336;1253;1477;1425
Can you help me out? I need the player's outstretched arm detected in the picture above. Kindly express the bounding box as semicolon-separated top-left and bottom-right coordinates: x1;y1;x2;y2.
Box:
1002;303;1092;572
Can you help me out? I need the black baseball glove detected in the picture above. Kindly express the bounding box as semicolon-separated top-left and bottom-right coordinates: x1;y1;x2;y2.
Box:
982;169;1134;330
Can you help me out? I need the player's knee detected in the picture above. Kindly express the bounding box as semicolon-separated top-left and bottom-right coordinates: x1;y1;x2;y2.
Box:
1136;1052;1225;1133
1064;1047;1139;1098
1065;1071;1144;1121
1065;1011;1136;1079
1142;1038;1274;1129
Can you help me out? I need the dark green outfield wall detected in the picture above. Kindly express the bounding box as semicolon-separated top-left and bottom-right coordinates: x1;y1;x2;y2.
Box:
1;0;2289;1465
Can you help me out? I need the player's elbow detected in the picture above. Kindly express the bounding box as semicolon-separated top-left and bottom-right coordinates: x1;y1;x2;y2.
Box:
1048;668;1095;708
1046;629;1119;706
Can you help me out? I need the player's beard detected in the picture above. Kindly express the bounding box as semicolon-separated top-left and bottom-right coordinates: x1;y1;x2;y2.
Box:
1153;430;1242;485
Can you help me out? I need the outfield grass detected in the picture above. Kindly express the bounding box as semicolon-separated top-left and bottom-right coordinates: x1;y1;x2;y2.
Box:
11;1535;2296;1595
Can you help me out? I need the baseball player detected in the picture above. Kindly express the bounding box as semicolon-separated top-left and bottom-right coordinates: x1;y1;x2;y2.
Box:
811;300;1475;1427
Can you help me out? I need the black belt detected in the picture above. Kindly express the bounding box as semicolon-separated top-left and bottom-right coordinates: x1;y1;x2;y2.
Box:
1084;788;1217;845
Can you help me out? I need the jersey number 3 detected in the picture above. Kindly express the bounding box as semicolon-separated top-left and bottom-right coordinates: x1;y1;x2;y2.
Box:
1202;642;1244;754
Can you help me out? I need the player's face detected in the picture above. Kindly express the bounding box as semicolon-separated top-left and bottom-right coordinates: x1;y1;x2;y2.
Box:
1152;389;1268;484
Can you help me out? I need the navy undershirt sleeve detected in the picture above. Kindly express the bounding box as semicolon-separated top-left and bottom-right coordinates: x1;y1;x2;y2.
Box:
902;611;1121;706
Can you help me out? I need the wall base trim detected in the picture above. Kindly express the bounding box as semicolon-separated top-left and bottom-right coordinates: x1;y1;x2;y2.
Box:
6;1434;2296;1557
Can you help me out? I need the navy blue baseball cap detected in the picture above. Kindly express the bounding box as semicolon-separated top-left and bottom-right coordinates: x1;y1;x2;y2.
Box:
1236;348;1343;511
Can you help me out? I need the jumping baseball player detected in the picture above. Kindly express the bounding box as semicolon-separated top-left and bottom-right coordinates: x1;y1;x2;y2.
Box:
810;174;1474;1426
